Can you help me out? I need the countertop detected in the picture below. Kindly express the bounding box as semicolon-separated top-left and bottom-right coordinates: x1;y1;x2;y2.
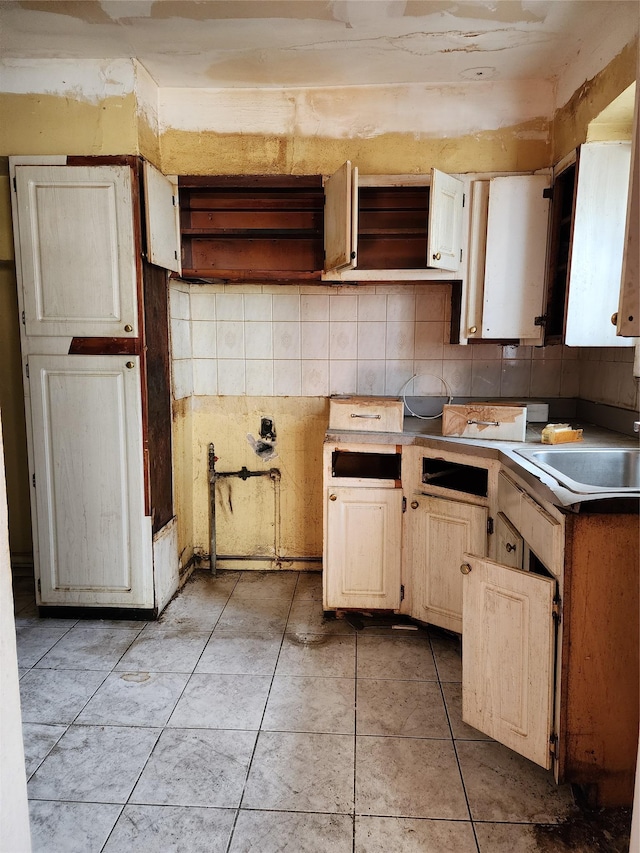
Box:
325;417;640;509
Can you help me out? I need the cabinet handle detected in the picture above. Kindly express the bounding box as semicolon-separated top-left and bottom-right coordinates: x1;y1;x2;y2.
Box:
460;562;472;575
505;542;516;553
410;500;419;509
611;312;618;326
432;252;441;261
468;326;477;334
126;361;135;369
350;413;381;419
124;324;133;332
329;494;337;501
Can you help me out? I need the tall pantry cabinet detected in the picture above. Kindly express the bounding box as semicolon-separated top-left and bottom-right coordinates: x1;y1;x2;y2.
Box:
10;155;181;614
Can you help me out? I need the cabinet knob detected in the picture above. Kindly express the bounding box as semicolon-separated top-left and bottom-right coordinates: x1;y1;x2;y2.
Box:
126;361;135;369
611;312;618;326
460;562;472;575
468;325;477;334
124;324;133;333
505;542;516;553
432;252;441;261
329;494;337;501
410;500;419;509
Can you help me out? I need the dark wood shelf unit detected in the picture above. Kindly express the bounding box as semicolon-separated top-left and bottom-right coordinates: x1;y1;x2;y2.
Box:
544;163;577;343
179;176;324;281
357;186;430;269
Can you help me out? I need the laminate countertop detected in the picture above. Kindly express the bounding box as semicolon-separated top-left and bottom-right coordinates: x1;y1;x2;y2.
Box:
325;417;640;509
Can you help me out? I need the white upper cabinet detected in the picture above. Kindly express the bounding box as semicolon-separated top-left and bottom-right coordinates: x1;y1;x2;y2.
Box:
324;160;358;273
565;142;633;346
143;162;182;275
465;174;550;343
14;165;139;338
322;163;464;280
427;167;465;271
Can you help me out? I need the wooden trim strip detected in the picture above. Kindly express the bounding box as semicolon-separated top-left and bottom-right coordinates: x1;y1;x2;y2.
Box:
68;337;142;355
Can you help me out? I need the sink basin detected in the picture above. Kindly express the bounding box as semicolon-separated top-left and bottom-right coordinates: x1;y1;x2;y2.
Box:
514;447;640;493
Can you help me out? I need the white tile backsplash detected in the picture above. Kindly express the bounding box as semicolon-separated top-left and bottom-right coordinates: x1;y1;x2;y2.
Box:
177;284;637;407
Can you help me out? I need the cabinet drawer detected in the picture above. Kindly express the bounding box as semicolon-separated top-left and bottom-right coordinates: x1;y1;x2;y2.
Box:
520;493;563;573
329;396;404;433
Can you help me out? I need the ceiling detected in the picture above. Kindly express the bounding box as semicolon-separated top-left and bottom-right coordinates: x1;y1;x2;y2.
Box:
0;0;637;90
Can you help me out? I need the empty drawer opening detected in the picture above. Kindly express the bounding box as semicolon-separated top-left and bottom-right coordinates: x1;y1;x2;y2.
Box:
422;458;488;497
332;451;401;480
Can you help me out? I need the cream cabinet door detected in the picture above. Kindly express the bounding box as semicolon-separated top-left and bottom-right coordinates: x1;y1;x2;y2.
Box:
566;141;633;347
324;487;402;610
324;161;358;273
427;167;464;272
29;355;152;608
13;164;138;339
408;495;487;633
462;555;556;769
143;162;181;274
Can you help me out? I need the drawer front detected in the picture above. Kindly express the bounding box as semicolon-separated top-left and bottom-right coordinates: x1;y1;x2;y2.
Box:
520;492;563;573
497;470;522;529
329;397;404;432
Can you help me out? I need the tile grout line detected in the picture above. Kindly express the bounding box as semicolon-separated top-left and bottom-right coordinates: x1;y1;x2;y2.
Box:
429;633;481;853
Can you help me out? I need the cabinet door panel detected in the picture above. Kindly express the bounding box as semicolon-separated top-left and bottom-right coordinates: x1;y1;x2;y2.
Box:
14;165;138;338
325;487;401;609
29;355;152;607
427;168;463;271
495;512;523;570
462;555;555;769
143;162;181;274
410;495;487;633
566;142;633;347
482;175;549;340
324;161;358;273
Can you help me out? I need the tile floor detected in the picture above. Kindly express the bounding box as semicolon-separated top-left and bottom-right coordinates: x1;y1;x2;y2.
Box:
13;569;632;852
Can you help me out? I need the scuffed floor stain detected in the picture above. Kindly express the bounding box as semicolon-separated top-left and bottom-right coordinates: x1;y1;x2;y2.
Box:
532;807;631;852
287;632;330;647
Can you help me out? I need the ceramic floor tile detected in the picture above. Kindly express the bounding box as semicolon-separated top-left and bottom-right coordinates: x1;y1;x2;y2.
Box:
475;816;631;853
231;570;298;599
355;815;478;853
441;682;492;741
242;730;354;814
168;673;271;730
356;736;469;820
28;800;122;853
356;636;437;681
34;627;141;670
293;571;323;600
215;597;291;635
130;728;257;808
114;629;211;673
262;675;355;734
356;679;450;738
103;805;236;853
456;741;577;823
76;671;189;727
154;597;225;632
19;668;107;724
229;810;354;853
22;723;67;779
429;632;462;682
28;724;160;804
184;570;240;599
276;634;356;677
15;623;73;667
195;631;283;675
286;599;354;636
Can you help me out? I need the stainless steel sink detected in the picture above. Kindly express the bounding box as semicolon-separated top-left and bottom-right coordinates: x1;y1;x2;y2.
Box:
514;447;640;493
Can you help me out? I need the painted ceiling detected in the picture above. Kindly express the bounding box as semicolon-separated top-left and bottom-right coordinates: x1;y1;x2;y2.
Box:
0;0;637;90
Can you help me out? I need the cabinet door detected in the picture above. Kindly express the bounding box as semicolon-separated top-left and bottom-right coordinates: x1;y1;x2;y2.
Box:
409;495;487;633
325;487;402;609
482;175;550;341
143;162;181;274
566;142;633;347
462;555;556;769
427;168;464;272
617;81;639;338
324;161;358;273
14;165;138;338
495;512;523;570
29;355;152;607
